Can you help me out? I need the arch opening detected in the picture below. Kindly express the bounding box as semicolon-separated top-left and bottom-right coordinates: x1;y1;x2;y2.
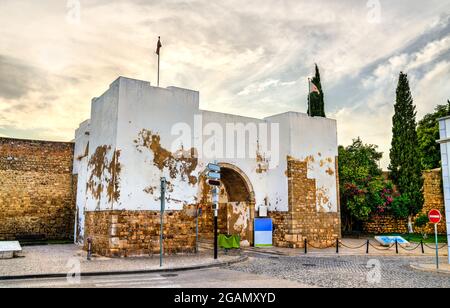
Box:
197;163;255;245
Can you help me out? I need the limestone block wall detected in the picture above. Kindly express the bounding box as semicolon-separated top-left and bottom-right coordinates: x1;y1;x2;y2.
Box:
270;157;341;248
84;206;198;257
363;169;447;235
0;138;75;241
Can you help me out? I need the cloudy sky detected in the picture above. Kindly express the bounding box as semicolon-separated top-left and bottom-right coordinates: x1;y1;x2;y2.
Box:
0;0;449;168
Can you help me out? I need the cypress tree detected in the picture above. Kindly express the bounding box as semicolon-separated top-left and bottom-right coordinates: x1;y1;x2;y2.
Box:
307;64;326;117
389;72;424;233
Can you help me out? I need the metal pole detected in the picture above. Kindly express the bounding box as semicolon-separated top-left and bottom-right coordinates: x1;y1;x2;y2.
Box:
308;78;311;116
366;240;370;254
196;207;199;254
435;223;439;270
160;178;166;267
395;239;399;254
213;187;219;260
87;237;92;261
157;52;160;87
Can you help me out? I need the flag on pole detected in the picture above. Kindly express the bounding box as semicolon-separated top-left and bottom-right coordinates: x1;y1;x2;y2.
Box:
156;36;162;55
310;80;320;94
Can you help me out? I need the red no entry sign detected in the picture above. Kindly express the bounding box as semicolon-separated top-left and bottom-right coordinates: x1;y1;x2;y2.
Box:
428;209;442;224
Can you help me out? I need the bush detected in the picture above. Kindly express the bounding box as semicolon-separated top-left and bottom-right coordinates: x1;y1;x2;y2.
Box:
414;215;429;228
390;195;411;219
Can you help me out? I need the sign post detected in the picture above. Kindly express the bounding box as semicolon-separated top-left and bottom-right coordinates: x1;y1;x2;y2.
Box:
428;209;442;270
160;177;167;267
207;163;221;260
196;207;202;253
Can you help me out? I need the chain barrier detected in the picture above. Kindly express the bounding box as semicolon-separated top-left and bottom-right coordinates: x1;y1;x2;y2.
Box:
302;239;447;254
307;242;336;249
368;242;395;251
423;243;448;250
338;241;367;250
397;243;422;251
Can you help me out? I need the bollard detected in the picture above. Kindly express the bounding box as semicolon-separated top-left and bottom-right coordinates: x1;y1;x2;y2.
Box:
336;238;339;254
366;240;370;254
421;240;425;254
304;239;308;254
395;239;399;254
87;237;92;261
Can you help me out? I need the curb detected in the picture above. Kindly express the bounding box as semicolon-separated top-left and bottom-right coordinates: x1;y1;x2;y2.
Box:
410;264;450;275
0;255;248;281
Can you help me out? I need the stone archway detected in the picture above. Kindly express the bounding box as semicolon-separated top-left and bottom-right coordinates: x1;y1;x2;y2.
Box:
197;163;255;245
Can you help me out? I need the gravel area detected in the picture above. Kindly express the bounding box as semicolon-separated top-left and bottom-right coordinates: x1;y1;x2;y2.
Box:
0;244;239;277
229;255;450;288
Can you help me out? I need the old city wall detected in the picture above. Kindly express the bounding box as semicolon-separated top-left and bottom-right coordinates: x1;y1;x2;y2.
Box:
0;138;76;241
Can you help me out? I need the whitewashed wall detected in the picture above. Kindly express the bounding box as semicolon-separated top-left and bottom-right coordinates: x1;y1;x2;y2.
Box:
437;117;450;264
72;120;90;244
73;77;340;242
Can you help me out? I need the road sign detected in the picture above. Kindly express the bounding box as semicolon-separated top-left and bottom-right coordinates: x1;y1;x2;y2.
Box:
208;171;221;180
428;209;442;270
208;179;221;187
428;209;442;224
207;163;221;173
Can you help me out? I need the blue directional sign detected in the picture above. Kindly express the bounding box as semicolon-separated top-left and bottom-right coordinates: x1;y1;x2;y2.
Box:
208;171;221;180
207;163;221;173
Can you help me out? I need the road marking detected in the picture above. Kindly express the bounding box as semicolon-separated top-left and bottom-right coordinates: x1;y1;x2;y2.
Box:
87;277;166;285
96;281;178;288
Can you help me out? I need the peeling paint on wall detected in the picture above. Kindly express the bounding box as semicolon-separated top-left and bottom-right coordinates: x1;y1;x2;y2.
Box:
135;129;198;185
230;202;250;238
317;186;332;212
256;141;269;174
86;145;122;208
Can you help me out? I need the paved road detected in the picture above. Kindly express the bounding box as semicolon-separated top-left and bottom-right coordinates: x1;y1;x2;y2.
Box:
1;253;449;288
229;255;450;288
0;267;308;288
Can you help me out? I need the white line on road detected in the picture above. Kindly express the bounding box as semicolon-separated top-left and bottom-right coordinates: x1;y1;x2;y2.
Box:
96;281;179;288
87;277;167;285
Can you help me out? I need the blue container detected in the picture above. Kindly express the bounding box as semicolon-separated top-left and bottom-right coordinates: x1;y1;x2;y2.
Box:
254;218;273;247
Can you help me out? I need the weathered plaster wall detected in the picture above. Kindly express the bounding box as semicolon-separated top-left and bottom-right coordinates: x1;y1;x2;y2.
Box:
85;80;120;212
0;138;75;241
73;120;90;243
74;77;341;254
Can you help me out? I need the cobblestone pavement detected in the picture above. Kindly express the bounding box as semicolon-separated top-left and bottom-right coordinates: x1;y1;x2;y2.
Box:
229;255;450;288
0;245;239;277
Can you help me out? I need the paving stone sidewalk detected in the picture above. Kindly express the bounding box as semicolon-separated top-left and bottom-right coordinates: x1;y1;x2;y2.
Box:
0;244;240;278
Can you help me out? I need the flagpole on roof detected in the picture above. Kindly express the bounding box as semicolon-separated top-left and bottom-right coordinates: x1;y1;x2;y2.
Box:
156;36;162;87
308;77;311;117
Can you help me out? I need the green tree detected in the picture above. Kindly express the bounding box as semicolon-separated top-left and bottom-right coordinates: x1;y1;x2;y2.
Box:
339;138;394;232
307;64;326;117
417;100;450;170
389;72;424;233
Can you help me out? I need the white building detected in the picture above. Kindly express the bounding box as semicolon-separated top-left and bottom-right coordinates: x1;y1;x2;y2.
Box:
437;116;450;264
72;77;341;257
